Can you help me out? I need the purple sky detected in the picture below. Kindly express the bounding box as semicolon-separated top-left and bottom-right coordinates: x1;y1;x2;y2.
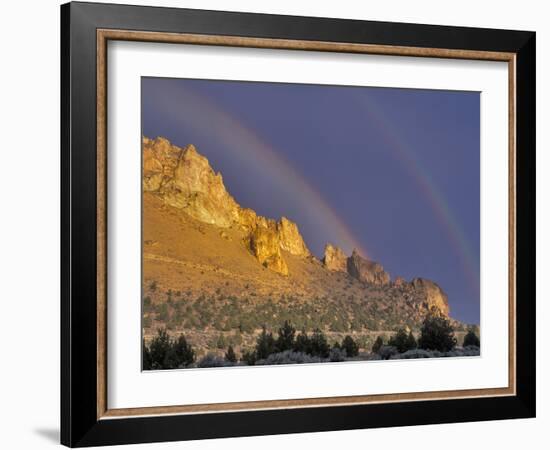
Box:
142;77;480;325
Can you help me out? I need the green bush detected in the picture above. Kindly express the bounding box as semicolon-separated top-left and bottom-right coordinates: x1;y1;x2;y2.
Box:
255;326;276;360
388;329;417;353
276;320;296;352
372;336;384;354
242;350;257;365
144;328;196;370
341;335;359;357
142;340;152;370
147;328;172;369
463;329;480;347
225;345;237;363
293;329;311;354
170;335;195;368
308;329;330;358
418;310;457;352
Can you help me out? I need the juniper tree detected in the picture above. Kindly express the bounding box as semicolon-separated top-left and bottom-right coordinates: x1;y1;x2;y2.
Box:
276;320;296;352
293;329;311;354
418;309;457;352
255;325;276;359
225;345;237;363
389;329;417;353
372;335;384;354
463;328;480;347
309;329;330;358
341;335;359;357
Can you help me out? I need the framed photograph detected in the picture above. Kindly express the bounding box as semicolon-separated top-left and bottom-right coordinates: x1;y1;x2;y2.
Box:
61;2;535;447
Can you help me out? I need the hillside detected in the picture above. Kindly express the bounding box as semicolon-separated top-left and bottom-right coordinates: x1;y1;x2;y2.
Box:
142;136;468;354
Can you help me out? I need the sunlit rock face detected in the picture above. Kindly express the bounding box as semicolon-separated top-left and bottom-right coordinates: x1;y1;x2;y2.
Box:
142;135;456;310
248;224;289;276
277;217;310;257
142;136;307;275
323;243;348;272
411;277;450;317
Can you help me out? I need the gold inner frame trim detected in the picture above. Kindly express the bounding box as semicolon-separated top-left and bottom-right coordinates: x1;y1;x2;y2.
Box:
96;28;517;420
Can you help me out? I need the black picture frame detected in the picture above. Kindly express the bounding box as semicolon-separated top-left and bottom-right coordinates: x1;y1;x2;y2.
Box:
61;2;535;447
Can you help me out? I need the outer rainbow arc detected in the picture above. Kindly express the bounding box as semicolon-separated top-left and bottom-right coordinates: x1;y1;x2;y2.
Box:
145;81;370;260
355;95;480;297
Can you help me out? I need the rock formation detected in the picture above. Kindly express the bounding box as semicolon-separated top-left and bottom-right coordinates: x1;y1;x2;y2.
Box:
411;277;450;316
249;225;289;276
277;217;310;257
323;244;348;272
393;276;406;287
142;136;309;275
323;245;390;285
347;249;391;285
143;136;454;317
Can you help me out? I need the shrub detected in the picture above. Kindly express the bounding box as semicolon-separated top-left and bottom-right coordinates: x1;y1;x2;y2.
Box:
418;310;457;352
341;335;359;357
148;328;172;369
170;335;195;368
157;303;169;323
197;354;233;368
256;350;322;365
276;320;296;352
308;329;330;358
143;296;152;310
293;329;311;354
372;336;384;354
142;315;152;328
255;326;276;359
142;340;152;370
462;345;481;356
406;331;418;351
329;347;347;362
388;329;417;353
144;329;196;370
216;334;227;349
241;350;257;366
463;329;480;347
390;348;433;359
225;345;237;363
378;345;399;360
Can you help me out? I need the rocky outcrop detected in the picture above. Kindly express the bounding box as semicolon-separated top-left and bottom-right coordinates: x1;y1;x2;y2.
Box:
143;136;182;191
249;225;289;276
323;244;348;272
411;278;450;316
161;145;241;227
277;217;310;257
142;136;310;274
323;246;391;286
393;276;406;287
347;249;391;285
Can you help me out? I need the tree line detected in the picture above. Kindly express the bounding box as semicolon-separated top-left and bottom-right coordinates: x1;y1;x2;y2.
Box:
143;310;480;370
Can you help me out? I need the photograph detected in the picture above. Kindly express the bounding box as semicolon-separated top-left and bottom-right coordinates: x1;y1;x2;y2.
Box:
141;77;481;370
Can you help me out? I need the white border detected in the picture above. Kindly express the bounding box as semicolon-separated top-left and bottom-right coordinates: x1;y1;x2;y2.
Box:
107;41;509;409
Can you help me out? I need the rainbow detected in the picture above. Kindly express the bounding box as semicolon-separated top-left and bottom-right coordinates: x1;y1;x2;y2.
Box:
145;81;369;258
145;80;480;299
354;94;480;296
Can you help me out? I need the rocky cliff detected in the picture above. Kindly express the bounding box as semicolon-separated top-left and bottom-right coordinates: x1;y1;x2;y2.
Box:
323;243;348;272
347;249;391;285
321;244;449;316
323;245;391;285
143;136;451;318
143;136;310;275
